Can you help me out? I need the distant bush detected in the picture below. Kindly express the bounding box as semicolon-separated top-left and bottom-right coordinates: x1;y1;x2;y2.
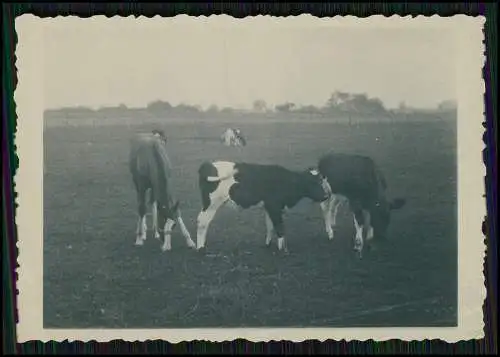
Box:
43;93;457;124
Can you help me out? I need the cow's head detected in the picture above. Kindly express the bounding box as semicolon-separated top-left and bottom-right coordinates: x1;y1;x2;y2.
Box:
370;196;406;240
303;168;331;202
157;199;180;231
237;132;247;146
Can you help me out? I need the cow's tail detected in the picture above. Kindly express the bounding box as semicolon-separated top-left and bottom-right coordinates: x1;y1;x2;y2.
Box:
152;139;172;180
374;164;406;211
374;165;387;191
206;169;238;182
389;197;406;210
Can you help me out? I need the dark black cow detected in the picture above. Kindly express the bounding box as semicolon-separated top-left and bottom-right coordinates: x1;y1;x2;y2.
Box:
195;161;330;252
129;132;196;251
317;152;406;256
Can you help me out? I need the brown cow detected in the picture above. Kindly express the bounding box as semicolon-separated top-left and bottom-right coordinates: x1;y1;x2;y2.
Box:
129;132;195;251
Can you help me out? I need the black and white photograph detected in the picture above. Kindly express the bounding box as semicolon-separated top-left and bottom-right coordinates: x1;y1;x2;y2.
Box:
15;15;486;342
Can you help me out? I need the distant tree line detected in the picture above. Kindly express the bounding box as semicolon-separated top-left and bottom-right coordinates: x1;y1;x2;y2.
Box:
44;91;457;122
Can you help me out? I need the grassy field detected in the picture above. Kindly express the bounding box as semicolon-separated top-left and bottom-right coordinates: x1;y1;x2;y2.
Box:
43;119;457;328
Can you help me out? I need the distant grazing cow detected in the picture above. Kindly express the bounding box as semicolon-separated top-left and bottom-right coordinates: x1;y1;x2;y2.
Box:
129;132;196;251
152;129;167;145
221;128;247;147
196;161;330;252
317;153;406;257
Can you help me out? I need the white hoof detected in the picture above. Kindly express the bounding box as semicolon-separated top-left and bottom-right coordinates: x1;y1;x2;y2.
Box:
277;237;287;252
135;238;144;246
353;240;363;259
327;229;334;240
161;245;171;252
154;231;161;240
187;240;196;249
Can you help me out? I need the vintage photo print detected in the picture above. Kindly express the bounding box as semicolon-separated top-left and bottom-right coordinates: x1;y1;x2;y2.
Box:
15;14;486;342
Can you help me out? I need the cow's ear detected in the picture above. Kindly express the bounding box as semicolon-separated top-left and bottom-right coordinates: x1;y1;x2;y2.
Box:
390;198;406;210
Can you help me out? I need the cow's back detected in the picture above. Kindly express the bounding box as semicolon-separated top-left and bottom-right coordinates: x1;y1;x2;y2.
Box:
129;134;153;175
318;153;380;203
233;163;301;203
129;134;172;182
235;163;291;187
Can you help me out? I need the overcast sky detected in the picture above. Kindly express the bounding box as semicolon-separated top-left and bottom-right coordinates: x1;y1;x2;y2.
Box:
43;16;456;110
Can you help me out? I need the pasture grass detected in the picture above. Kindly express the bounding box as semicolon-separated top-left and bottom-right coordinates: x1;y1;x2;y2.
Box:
43;119;457;328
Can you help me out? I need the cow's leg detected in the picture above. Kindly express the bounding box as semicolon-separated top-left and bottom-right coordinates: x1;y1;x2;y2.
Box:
161;218;176;252
320;196;335;240
266;205;287;253
331;197;343;227
264;210;275;246
151;200;161;240
196;198;226;250
135;215;147;246
176;213;196;249
352;208;364;257
135;187;148;246
364;210;374;241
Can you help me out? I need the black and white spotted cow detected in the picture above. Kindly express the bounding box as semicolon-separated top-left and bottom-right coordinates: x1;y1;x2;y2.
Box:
220;128;247;147
195;161;330;252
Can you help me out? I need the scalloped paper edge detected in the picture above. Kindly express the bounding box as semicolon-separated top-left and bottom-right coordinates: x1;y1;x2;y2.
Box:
13;14;487;343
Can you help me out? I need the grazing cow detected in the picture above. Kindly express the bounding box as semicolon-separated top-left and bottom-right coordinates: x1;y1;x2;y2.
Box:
317;153;406;257
221;128;247;147
196;161;330;252
129;132;196;251
152;129;167;145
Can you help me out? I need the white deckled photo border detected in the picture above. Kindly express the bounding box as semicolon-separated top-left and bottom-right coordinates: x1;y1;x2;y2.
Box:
14;14;487;343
